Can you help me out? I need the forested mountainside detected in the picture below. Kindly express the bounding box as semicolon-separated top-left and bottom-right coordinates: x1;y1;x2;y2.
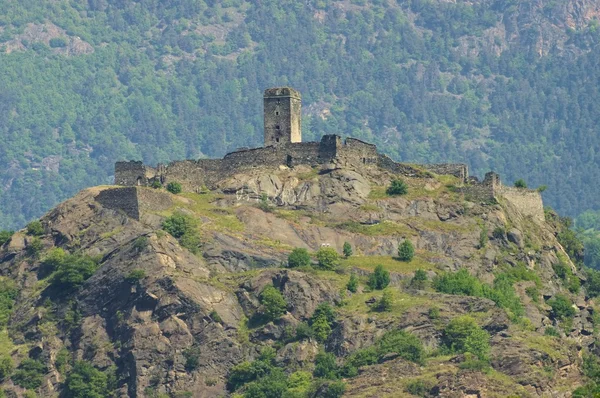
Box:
0;161;598;397
3;0;600;229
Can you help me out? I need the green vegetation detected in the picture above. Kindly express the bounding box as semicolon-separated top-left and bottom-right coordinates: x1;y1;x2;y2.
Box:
410;269;428;290
259;285;287;321
547;294;576;320
310;303;336;343
0;355;13;381
397;240;415;262
50;253;100;291
343;242;352;258
287;248;311;268
0;231;12;246
479;227;488;249
552;256;580;293
573;354;600;397
132;236;148;252
64;361;114;398
386;179;408;196
442;316;490;360
367;265;390;290
12;359;47;390
342;330;424;377
26;237;44;258
0;279;18;328
375;290;393;312
183;347;201;371
162;212;201;254
315;247;339;270
346;273;359;293
514;179;527;189
166;182;183;194
26;221;44;236
125;269;146;283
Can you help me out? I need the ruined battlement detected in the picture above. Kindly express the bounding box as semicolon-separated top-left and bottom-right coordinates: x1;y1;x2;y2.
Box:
114;87;544;222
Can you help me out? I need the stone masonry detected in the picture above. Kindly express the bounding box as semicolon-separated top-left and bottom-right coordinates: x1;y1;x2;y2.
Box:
114;87;544;222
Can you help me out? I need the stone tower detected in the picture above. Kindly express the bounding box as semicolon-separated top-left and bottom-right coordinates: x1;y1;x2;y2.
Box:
264;87;301;146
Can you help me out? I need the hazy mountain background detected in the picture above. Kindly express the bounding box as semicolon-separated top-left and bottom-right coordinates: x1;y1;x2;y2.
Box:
2;0;600;229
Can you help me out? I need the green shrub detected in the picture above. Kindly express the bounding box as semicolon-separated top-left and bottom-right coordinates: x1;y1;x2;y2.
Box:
183;347;201;371
40;248;67;276
287;371;312;395
410;269;428;290
368;264;390;290
259;285;287;321
346;273;359;293
295;322;314;340
310;303;336;343
397;240;415;261
12;359;47;389
343;242;352;258
544;327;560;337
162;213;196;239
26;220;44;236
166;181;182;194
433;269;482;296
316;247;340;270
209;310;222;323
257;193;273;212
26;237;44;257
64;361;112;398
288;248;311;268
125;269;146;283
313;351;339;380
405;379;433;397
244;368;288;398
0;355;13;381
585;268;600;298
375;290;393;312
525;286;540;303
132;236;148;251
492;226;505;240
428;307;440;320
51;254;99;291
479;226;488;249
548;294;576;320
442;316;490;360
308;379;346;398
49;37;67;48
386;179;408;196
150;180;162;189
0;231;13;246
514;179;527;188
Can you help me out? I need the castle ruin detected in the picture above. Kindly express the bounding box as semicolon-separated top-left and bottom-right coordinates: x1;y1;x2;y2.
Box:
115;87;544;221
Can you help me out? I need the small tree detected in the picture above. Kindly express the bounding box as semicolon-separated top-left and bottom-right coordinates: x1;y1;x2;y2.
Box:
343;242;353;258
548;294;576;320
443;316;490;360
397;240;415;262
375;290;393;312
368;265;390;290
166;181;183;194
386;179;408;196
514;179;527;189
26;220;44;236
288;248;311;268
410;269;428;290
479;227;488;249
0;231;13;246
313;351;338;380
125;269;146;284
316;247;340;270
259;285;287;321
150;180;162;189
346;273;359;293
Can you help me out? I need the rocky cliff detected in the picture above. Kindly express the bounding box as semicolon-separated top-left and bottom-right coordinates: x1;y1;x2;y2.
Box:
0;161;595;397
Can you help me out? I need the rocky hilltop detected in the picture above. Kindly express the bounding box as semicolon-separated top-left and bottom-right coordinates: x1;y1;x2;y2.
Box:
0;161;595;397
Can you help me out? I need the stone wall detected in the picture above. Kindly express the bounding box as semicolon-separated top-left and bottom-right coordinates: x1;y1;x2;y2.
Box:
499;187;544;222
422;164;468;180
95;187;140;220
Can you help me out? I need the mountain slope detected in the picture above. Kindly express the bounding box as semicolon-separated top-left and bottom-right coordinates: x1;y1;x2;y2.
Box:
0;162;595;397
3;0;600;228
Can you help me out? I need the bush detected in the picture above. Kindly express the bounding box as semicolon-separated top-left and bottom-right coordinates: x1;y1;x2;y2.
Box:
0;231;13;246
125;269;146;283
386;179;408;196
313;351;338;380
0;279;18;328
586;268;600;298
544;327;560;337
442;316;490;360
397;240;415;261
346;273;359;293
49;37;67;48
375;290;393;312
257;193;273;212
548;294;576;320
410;269;428;290
64;361;111;398
132;236;148;252
343;242;352;258
162;213;196;239
316;247;339;270
479;227;488;249
406;379;433;396
492;226;505;240
428;307;440;320
26;237;44;257
166;181;183;194
310;303;336;343
308;380;346;398
183;347;201;371
51;254;99;291
244;368;287;398
12;359;47;389
0;355;13;381
259;285;287;321
288;248;311;268
40;247;67;276
514;179;527;188
26;220;44;236
295;322;314;340
368;264;390;290
150;180;162;189
209;310;222;323
433;269;482;296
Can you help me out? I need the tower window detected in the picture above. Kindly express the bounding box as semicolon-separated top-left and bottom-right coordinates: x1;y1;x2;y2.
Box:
276;125;280;130
276;138;280;142
275;111;279;115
